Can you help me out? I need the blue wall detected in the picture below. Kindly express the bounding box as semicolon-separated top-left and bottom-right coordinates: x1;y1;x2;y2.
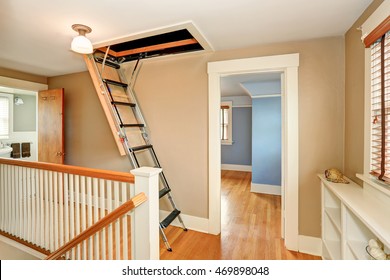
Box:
221;107;252;165
252;97;281;186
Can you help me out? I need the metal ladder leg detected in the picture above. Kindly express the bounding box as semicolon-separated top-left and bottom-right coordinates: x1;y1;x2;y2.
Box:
159;224;172;252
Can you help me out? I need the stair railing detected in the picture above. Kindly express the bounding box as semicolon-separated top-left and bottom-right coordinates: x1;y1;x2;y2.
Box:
0;158;161;260
45;192;147;260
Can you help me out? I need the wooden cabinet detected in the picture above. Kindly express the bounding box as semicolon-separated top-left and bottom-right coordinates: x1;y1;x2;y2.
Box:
319;174;390;260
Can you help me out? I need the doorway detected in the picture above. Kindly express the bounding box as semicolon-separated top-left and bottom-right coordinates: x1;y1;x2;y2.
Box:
0;78;47;161
207;53;299;251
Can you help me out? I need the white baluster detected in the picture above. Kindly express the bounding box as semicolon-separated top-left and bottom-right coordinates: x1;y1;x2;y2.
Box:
114;181;120;260
39;169;44;248
12;166;17;237
12;168;20;237
53;172;59;250
86;177;93;260
63;173;69;260
31;168;36;244
23;167;28;240
69;174;75;260
49;171;54;252
106;180;113;260
93;177;99;260
75;175;80;259
58;172;64;248
44;170;49;250
80;176;86;260
100;179;106;260
122;182;128;260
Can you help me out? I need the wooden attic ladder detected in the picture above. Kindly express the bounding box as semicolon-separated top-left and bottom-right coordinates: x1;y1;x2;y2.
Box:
84;51;187;251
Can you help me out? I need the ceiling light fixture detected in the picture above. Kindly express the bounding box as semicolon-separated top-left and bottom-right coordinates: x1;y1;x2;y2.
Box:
71;24;93;54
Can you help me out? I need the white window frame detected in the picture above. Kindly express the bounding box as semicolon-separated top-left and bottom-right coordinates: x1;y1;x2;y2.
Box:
361;1;390;196
0;93;13;140
220;101;233;145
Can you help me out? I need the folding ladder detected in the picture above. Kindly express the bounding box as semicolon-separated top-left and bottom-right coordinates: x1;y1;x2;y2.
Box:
87;51;187;251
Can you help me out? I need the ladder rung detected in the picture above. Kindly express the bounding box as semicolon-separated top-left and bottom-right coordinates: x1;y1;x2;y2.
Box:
120;124;145;128
130;144;153;152
94;57;120;69
159;188;171;199
111;101;136;107
160;209;181;228
103;79;128;88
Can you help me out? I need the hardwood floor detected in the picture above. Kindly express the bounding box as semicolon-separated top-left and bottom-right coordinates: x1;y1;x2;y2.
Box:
160;170;321;260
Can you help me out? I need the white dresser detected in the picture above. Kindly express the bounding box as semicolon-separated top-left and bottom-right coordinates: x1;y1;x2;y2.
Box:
319;174;390;260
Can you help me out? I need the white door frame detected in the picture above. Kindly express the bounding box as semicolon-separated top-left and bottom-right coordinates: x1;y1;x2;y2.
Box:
207;53;299;251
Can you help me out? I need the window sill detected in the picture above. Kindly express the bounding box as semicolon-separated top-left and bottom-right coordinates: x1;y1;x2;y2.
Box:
356;173;390;198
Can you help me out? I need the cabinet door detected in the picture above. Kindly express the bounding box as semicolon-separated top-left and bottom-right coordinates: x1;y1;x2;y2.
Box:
38;89;64;164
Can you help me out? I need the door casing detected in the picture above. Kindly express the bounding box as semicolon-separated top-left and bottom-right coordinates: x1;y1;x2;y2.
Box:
207;53;299;251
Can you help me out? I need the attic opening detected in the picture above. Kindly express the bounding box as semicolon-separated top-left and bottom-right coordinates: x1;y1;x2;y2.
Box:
95;28;206;64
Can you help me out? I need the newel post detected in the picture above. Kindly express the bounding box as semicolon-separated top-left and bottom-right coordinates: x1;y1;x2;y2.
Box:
131;167;162;260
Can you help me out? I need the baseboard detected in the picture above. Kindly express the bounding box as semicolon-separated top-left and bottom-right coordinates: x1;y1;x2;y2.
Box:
298;235;322;256
160;210;209;233
221;164;252;172
0;235;46;259
251;183;281;195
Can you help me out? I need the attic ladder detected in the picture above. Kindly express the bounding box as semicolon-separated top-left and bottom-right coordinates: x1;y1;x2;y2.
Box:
84;51;187;252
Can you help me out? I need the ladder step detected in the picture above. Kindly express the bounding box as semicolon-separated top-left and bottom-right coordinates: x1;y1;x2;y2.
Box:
94;57;121;69
159;188;171;199
130;144;153;152
111;101;136;107
160;209;181;228
120;123;145;128
103;79;128;88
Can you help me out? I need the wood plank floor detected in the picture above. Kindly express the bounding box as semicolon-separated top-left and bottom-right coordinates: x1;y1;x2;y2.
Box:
160;170;321;260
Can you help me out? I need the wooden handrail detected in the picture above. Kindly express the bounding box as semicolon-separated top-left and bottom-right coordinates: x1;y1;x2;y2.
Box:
45;192;147;260
0;158;134;183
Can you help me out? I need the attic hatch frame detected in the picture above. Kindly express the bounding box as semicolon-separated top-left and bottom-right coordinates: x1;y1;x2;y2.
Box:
93;22;213;63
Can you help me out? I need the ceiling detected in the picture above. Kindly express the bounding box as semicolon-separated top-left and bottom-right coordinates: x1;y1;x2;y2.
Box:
0;0;372;77
221;72;282;97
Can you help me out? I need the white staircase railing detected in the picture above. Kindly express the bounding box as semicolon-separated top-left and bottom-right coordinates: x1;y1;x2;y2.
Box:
0;158;161;260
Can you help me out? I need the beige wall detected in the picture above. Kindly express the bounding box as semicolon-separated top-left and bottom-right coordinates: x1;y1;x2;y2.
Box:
48;37;345;238
344;0;384;185
48;72;131;172
140;38;344;237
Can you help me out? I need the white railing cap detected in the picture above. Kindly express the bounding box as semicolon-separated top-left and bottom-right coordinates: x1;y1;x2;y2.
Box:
130;167;162;178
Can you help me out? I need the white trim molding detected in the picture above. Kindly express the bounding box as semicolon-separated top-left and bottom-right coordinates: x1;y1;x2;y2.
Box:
251;183;281;195
298;235;322;257
251;94;281;99
208;53;299;251
221;164;252;172
159;210;209;233
0;235;46;259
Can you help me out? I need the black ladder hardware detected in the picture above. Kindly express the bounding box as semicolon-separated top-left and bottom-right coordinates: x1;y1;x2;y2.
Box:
103;79;128;88
92;52;187;252
111;101;136;107
94;56;121;69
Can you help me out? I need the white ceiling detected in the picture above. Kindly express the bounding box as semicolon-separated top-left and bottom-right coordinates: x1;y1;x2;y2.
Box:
221;72;282;97
0;0;372;77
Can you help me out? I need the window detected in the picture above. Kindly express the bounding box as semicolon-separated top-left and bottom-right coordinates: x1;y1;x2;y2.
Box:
0;95;10;139
220;101;232;145
367;23;390;182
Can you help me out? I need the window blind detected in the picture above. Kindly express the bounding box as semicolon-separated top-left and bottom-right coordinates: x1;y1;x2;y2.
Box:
0;96;10;139
370;31;390;181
